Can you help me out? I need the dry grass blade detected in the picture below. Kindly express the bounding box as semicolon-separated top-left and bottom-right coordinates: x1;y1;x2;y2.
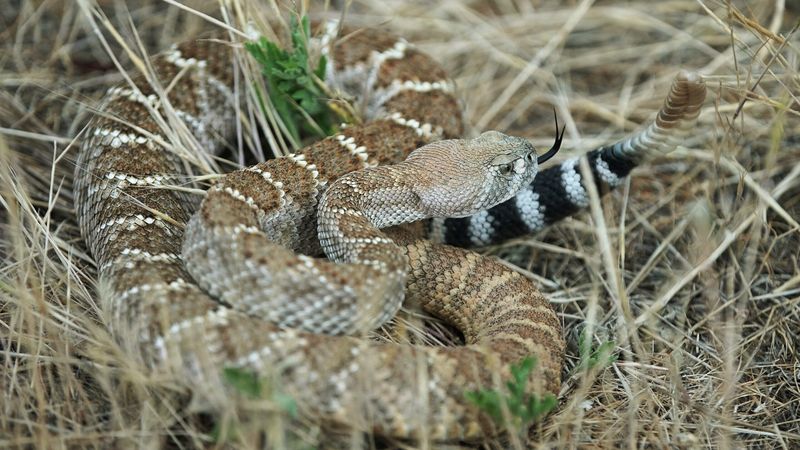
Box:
2;0;799;448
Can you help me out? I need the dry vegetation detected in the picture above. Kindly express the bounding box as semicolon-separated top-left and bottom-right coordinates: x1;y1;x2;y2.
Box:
1;0;799;448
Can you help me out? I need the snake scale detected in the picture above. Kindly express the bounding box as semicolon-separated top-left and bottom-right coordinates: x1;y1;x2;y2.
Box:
74;21;706;441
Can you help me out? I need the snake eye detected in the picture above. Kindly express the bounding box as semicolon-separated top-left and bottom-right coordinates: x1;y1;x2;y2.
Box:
525;152;535;162
499;158;526;177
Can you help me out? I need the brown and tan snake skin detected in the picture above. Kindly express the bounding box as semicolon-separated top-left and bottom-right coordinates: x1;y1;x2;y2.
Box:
74;21;706;441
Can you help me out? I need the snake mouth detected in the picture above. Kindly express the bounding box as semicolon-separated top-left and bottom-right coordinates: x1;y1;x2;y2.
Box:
537;109;565;165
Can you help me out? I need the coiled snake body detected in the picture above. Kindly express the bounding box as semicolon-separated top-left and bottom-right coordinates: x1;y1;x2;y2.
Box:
75;22;706;440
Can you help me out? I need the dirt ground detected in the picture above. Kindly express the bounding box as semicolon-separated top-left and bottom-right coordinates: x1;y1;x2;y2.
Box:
1;1;799;448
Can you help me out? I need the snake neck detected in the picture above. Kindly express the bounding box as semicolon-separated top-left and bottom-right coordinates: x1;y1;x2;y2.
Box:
317;163;426;264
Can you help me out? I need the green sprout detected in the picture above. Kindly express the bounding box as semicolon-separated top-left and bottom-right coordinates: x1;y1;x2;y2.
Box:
245;15;336;145
212;367;299;444
577;328;618;371
465;356;557;430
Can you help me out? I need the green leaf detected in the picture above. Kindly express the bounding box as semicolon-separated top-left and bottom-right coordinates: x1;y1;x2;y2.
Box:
215;368;304;446
245;15;337;144
315;55;327;79
578;327;618;371
527;394;557;420
465;355;556;432
222;367;262;397
275;392;298;418
210;418;239;443
466;390;501;423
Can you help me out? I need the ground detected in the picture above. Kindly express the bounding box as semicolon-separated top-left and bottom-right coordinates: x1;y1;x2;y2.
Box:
1;0;799;448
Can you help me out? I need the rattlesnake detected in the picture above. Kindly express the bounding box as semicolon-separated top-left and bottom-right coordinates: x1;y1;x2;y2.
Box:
74;21;706;441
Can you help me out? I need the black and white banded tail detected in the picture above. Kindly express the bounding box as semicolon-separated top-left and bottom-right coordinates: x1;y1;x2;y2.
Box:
433;71;707;247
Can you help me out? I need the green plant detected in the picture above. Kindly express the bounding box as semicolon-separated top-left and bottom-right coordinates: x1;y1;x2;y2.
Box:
221;367;298;415
212;367;300;444
245;15;336;145
465;357;557;430
577;328;618;371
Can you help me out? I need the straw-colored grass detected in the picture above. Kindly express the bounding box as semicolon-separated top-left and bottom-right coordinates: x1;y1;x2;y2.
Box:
1;0;799;448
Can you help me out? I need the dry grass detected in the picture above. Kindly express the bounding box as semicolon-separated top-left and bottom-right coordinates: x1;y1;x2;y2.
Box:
2;0;799;448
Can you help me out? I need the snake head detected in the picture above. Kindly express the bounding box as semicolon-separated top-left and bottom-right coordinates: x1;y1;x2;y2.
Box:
475;130;541;209
406;131;542;218
467;113;564;214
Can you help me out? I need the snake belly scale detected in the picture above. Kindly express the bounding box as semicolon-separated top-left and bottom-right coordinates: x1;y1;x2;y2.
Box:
74;20;706;441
